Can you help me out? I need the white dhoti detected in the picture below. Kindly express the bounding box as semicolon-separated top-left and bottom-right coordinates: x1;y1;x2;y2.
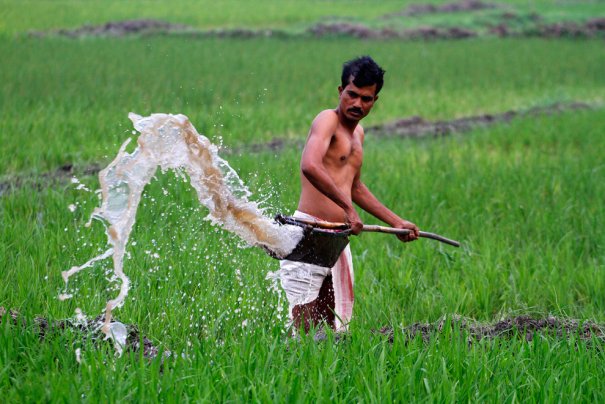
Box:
276;211;354;331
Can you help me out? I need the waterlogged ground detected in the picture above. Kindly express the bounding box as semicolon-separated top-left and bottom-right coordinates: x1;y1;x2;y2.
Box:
2;0;605;401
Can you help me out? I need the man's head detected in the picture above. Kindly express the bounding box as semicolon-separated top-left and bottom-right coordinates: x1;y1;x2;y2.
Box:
338;56;385;122
341;56;385;95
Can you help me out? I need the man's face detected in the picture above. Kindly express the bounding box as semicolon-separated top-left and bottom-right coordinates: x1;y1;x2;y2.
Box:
338;79;378;122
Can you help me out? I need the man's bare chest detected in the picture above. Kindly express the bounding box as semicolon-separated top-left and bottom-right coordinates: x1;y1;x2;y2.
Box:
324;131;363;168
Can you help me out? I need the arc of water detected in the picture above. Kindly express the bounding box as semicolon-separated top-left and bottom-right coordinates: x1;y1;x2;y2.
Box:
62;113;303;339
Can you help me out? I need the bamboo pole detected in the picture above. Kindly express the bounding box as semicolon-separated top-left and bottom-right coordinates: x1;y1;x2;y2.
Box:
290;217;460;248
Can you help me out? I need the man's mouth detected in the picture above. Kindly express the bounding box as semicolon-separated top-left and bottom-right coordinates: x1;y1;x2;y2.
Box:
348;108;363;116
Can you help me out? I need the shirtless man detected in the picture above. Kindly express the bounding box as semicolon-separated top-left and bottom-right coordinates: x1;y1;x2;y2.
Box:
279;56;419;333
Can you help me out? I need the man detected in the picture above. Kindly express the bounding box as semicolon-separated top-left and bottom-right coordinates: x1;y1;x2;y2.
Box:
279;56;419;333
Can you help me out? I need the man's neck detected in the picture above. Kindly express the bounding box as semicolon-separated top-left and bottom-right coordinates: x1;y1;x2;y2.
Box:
335;109;359;132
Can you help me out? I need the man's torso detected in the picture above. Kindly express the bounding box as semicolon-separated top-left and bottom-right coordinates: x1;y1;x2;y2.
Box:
297;110;364;222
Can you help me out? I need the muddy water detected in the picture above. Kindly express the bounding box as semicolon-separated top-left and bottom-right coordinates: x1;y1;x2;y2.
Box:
62;113;302;338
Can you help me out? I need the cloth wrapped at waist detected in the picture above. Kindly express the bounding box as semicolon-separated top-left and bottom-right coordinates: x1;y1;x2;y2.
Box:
267;210;354;331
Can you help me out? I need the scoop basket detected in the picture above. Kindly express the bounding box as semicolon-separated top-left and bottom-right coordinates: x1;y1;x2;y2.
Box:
274;214;351;268
273;214;460;268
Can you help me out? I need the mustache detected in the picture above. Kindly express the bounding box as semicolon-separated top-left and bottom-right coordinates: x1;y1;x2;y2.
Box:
348;107;363;115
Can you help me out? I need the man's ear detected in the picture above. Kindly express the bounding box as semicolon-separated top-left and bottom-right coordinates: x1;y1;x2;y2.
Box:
374;95;379;102
338;86;343;95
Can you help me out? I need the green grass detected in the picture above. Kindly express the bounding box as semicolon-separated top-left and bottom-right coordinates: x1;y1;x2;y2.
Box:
1;36;604;175
354;1;605;32
0;0;410;35
2;0;603;44
5;108;605;322
2;0;602;36
2;320;605;401
2;0;605;400
2;108;605;400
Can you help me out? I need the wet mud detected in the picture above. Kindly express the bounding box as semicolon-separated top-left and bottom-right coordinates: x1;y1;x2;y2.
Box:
306;23;477;40
29;12;605;40
0;162;100;196
31;20;480;40
376;314;605;345
489;17;605;38
5;307;603;353
365;101;591;139
233;101;592;153
1;307;163;359
533;18;605;38
383;0;499;18
29;19;191;38
28;20;285;39
306;18;605;40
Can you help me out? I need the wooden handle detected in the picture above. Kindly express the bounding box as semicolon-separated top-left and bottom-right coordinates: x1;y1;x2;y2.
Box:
291;217;350;230
289;217;460;248
362;225;461;247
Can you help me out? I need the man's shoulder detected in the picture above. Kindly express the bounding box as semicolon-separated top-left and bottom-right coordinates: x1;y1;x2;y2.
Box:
309;109;339;134
355;124;365;137
313;109;339;124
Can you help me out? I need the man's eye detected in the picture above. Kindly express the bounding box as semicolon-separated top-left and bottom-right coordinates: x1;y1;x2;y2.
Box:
362;97;373;102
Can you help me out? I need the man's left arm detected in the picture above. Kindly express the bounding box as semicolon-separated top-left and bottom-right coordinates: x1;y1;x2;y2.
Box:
351;177;419;242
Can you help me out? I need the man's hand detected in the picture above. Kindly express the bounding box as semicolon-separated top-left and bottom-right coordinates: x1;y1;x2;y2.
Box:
394;220;419;242
345;208;364;235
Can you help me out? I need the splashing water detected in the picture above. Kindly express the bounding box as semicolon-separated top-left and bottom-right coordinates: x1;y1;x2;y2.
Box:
106;322;128;356
62;113;303;339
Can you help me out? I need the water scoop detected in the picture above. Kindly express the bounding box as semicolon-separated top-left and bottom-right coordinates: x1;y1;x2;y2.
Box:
273;214;460;268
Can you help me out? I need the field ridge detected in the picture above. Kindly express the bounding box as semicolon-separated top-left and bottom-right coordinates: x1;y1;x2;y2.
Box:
27;16;605;40
0;100;594;195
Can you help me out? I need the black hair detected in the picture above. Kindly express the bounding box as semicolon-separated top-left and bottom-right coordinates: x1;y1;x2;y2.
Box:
341;56;385;95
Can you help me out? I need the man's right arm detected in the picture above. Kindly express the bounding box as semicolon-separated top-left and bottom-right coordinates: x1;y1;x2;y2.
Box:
300;111;363;233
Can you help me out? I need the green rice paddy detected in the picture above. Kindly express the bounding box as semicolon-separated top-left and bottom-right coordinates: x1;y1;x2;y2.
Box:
2;1;605;401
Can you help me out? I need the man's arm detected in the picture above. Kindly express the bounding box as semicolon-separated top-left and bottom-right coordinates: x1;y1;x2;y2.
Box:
300;111;364;234
352;175;419;241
